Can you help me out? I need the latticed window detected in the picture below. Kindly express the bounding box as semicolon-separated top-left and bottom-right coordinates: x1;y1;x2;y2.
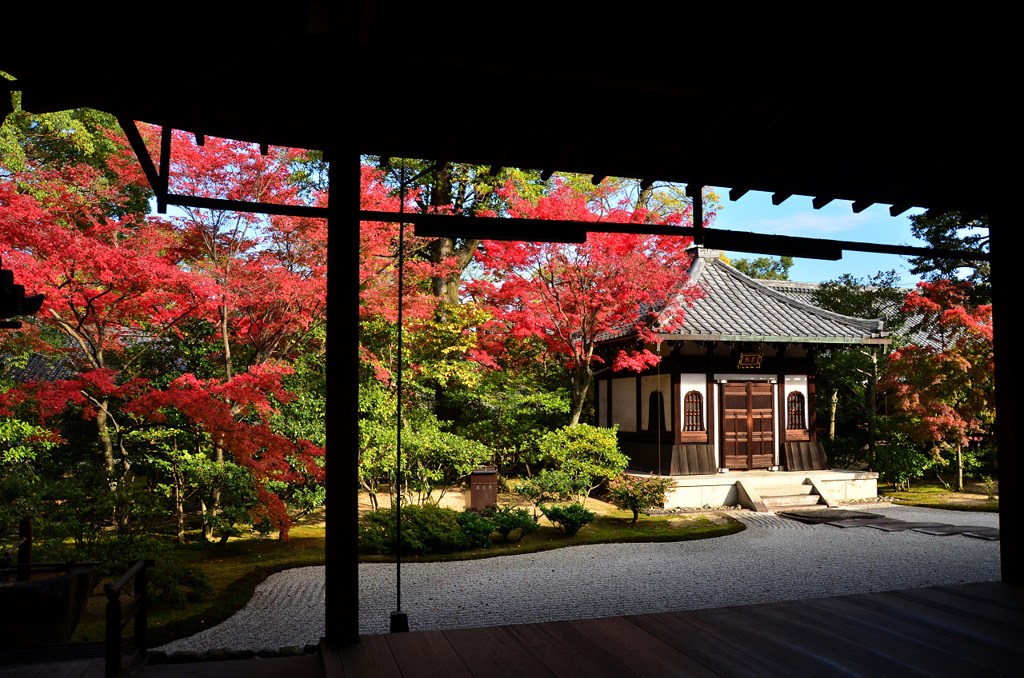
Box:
683;391;704;431
787;391;806;430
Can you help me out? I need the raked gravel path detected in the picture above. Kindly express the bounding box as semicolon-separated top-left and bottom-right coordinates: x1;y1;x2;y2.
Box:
157;505;1000;652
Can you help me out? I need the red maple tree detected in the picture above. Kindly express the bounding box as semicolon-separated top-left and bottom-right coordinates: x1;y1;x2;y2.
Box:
1;127;327;537
465;180;701;425
883;279;994;490
357;164;457;386
0;161;212;470
124;127;331;377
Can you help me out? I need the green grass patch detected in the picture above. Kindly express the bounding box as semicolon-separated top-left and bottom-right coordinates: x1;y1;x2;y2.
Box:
883;478;999;512
70;506;742;648
358;510;744;563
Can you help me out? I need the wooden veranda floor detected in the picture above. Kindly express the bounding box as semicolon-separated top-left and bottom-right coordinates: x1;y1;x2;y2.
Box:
319;581;1024;678
7;581;1022;678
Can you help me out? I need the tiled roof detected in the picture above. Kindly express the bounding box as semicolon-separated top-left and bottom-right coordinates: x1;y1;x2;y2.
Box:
1;353;77;382
759;279;938;349
638;248;889;345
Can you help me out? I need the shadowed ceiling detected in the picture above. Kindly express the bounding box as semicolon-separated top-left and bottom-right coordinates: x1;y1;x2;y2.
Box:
2;3;1011;218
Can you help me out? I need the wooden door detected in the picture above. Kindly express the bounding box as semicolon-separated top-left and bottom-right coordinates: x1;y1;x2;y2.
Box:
721;382;775;470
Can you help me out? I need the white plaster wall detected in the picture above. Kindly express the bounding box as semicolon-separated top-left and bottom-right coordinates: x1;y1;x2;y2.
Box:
784;374;809;430
678;374;707;423
679;373;711;462
611;377;637;432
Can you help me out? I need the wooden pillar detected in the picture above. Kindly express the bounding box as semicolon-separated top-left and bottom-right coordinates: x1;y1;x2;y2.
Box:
672;372;682;445
323;151;361;646
706;348;717;467
990;206;1019;583
807;372;816;444
777;361;787;447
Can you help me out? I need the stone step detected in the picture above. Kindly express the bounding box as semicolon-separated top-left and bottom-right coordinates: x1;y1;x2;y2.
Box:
757;485;814;497
763;494;822;508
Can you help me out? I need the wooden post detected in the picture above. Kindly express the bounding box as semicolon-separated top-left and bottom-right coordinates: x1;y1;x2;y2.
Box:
17;517;31;581
134;562;148;660
807;372;816;444
105;585;121;678
323;150;361;646
672;373;682;446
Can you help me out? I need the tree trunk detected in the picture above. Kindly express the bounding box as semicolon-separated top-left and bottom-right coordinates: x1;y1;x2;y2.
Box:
956;444;964;492
96;399;116;473
201;499;213;541
219;304;233;380
829;388;838;440
202;444;225;541
568;364;593;426
865;346;878;467
174;468;185;545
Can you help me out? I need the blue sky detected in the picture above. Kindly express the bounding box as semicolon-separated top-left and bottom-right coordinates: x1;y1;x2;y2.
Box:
709;187;927;287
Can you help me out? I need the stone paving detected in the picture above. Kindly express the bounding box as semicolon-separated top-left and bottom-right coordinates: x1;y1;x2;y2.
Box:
157;505;1000;652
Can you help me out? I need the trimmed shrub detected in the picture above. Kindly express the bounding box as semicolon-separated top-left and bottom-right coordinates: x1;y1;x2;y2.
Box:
536;424;628;501
487;504;539;542
540;502;595;536
875;431;932;492
457;510;497;548
359;504;470;555
514;469;582;513
606;474;673;523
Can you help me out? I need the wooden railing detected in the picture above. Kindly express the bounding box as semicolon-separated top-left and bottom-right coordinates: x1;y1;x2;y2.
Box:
105;558;155;678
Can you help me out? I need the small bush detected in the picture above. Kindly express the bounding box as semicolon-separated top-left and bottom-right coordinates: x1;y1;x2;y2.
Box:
487;504;539;542
606;474;673;523
540;502;595;536
876;432;931;491
536;424;628;502
981;475;998;499
514;469;582;513
457;510;496;549
149;562;214;605
359;505;469;555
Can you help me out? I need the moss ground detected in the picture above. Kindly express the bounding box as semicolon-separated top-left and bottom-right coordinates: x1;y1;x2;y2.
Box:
70;489;741;647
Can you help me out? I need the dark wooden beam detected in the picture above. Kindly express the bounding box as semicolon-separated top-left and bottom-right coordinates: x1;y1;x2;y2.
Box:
158;125;171;213
812;196;833;209
117;117;162;206
165;193;328;218
990;206;1018;584
771;192;791;206
729;187;749;201
359;211;991;262
410;212;586;243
